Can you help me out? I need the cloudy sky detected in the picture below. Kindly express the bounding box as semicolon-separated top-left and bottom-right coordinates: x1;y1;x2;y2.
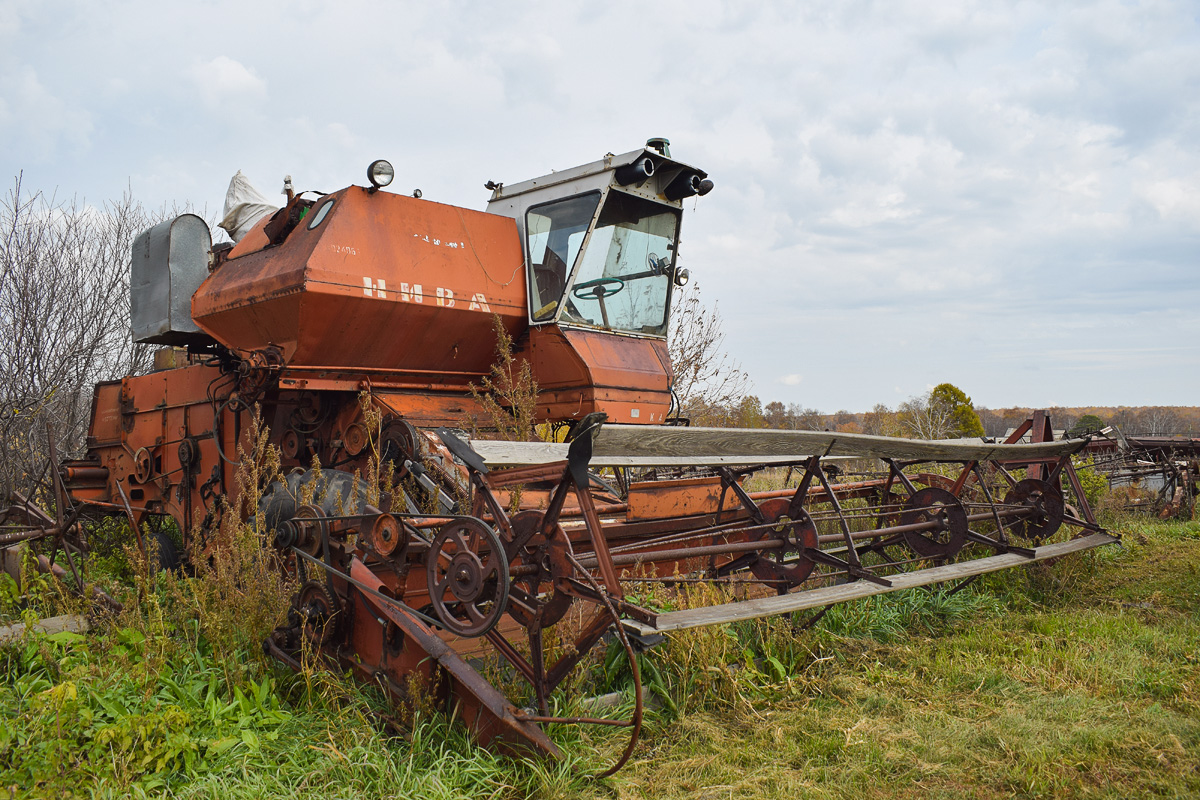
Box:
3;1;1197;412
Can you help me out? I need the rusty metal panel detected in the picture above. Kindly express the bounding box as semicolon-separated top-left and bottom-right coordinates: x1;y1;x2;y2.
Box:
528;326;671;424
626;476;741;521
87;382;123;445
193;189;528;379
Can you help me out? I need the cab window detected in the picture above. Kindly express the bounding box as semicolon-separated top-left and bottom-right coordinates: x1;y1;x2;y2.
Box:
525;193;600;322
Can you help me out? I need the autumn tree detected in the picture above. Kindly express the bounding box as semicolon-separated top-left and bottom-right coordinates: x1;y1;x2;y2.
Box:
764;400;787;428
796;407;824;431
735;395;767;428
1048;407;1078;434
975;407;1006;437
1108;407;1138;433
862;403;901;436
1138;406;1181;436
831;409;859;433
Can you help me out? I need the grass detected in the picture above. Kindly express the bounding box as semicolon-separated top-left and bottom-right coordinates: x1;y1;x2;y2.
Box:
2;512;1198;797
597;514;1200;799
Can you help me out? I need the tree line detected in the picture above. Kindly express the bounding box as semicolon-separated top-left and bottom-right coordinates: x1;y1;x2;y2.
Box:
666;286;1199;440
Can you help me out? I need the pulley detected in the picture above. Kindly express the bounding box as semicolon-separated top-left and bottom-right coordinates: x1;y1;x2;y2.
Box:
425;517;509;637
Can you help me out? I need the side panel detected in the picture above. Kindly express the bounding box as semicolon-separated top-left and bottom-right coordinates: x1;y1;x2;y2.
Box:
66;363;248;545
528;326;672;424
88;382;123;445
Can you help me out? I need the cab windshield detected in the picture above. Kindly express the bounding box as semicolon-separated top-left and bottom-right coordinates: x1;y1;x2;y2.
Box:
563;191;678;336
525;193;600;322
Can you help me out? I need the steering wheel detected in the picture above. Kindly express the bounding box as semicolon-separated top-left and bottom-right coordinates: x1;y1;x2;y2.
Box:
572;276;625;300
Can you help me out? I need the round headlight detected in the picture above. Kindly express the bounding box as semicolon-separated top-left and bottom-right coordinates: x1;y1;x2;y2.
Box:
674;268;690;287
367;160;394;189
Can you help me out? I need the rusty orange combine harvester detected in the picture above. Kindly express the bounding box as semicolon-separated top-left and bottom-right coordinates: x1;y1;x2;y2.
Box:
2;139;1116;774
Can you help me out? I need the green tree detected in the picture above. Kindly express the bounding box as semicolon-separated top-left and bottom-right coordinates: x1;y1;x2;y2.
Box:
899;383;984;439
1067;414;1106;438
930;383;985;438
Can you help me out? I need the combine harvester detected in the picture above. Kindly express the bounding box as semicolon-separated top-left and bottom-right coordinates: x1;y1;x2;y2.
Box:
1;140;1115;774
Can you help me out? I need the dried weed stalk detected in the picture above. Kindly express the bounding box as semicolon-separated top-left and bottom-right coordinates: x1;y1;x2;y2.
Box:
467;315;538;442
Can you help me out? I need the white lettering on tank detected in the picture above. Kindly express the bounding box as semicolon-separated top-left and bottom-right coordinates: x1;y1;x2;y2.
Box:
400;283;423;303
468;292;491;312
362;277;386;298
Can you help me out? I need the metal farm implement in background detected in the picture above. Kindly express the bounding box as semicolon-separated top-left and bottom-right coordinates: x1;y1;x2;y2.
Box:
0;141;1116;776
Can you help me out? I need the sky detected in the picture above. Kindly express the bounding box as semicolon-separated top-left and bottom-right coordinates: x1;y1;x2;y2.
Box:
2;0;1198;413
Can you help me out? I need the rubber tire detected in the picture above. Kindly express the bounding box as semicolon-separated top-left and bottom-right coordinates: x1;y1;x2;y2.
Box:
148;529;181;573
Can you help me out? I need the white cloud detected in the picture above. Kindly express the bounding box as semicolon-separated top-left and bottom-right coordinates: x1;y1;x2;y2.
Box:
1140;179;1200;220
187;56;267;110
0;65;92;158
780;374;803;386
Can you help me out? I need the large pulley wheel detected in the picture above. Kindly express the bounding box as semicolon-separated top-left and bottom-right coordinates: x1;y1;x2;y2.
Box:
295;580;341;648
505;510;574;629
748;497;819;590
900;487;968;559
426;517;510;637
1004;479;1064;544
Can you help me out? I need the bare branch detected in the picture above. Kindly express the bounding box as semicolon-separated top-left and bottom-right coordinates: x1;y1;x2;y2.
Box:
0;176;160;499
668;281;751;423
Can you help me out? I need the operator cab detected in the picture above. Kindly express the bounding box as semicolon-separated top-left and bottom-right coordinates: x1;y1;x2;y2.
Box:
486;139;710;338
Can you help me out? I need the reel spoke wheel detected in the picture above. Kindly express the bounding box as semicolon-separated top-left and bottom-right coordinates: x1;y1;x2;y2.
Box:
748;497;819;591
1004;479;1065;544
426;517;509;637
900;487;968;559
505;510;574;629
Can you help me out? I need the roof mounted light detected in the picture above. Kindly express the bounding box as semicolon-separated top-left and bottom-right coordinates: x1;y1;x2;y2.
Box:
664;171;703;201
367;160;394;191
615;157;655;186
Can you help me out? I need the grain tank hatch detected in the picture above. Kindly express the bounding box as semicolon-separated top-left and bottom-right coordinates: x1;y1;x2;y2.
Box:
130;214;215;346
487;140;712;424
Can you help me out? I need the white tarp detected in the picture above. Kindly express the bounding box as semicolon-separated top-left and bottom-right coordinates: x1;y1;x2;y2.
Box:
218;171;278;243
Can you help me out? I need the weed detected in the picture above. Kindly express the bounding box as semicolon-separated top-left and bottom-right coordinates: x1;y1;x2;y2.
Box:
466;315;538;441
